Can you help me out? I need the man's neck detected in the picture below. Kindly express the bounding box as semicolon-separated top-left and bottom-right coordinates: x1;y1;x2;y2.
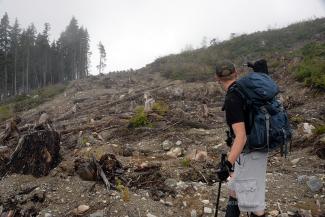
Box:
223;80;236;91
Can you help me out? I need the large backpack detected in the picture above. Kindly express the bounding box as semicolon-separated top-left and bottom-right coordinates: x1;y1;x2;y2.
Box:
230;72;292;155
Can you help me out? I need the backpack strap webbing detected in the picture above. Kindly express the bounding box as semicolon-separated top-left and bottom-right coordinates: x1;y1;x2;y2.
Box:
229;84;254;133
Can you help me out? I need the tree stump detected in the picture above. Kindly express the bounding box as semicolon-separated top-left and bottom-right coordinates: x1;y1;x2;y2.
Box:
5;130;61;177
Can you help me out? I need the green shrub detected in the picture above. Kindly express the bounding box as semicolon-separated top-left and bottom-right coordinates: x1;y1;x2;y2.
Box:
152;101;169;116
294;43;325;89
290;115;304;124
116;178;129;202
80;136;89;145
128;106;150;128
181;158;191;167
313;125;325;135
0;105;13;122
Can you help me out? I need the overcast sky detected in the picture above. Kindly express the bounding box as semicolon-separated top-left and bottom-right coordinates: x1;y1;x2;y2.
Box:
1;0;325;74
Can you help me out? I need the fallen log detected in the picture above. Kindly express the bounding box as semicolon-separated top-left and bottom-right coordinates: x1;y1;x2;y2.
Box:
92;155;112;190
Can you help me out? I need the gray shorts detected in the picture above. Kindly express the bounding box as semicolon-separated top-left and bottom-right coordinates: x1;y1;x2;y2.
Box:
228;152;268;212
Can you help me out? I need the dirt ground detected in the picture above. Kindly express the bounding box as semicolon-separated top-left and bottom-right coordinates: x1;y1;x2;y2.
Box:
0;66;324;217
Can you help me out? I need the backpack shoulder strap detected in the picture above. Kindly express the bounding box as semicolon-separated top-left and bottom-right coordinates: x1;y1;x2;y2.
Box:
229;83;254;133
228;83;251;109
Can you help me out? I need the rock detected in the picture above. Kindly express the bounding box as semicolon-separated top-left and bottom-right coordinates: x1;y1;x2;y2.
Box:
122;144;134;157
76;161;97;181
194;151;208;162
307;176;323;192
269;210;279;216
302;123;315;135
73;205;90;215
204;207;213;214
32;189;46;202
164;178;178;188
99;130;112;141
166;147;183;158
190;210;197;217
162;140;173;151
287;211;296;216
146;213;157;217
186;149;208;162
176;181;188;189
297;175;308;184
316;146;325;159
320;135;325;143
278;214;289;217
38;112;51;125
201;200;209;205
90;210;104;217
213;144;223;150
176;140;182;146
44;213;53;217
97;134;104;141
173;87;184;97
291;158;301;165
139;161;149;169
298;209;312;217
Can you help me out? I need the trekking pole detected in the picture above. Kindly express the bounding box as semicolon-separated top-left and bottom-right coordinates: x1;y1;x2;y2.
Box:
214;153;227;217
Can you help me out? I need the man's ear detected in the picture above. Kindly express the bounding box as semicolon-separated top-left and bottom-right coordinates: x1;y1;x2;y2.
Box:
233;70;238;78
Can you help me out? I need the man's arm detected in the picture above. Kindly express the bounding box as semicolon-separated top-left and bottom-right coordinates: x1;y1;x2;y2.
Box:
228;122;247;165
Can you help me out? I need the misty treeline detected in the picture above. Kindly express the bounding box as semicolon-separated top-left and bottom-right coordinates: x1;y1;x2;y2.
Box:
0;13;91;101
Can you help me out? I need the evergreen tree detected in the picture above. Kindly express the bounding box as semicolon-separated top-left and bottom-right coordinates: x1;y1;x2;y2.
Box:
97;41;106;74
0;12;11;98
9;18;21;95
35;23;50;87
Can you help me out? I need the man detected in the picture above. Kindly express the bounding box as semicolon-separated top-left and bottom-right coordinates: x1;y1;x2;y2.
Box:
215;61;268;217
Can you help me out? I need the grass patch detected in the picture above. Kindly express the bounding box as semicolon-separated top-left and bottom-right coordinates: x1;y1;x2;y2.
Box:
0;83;67;113
0;104;13;122
128;106;150;128
80;136;89;146
116;178;129;202
181;158;191;167
290;115;304;124
152;101;169;116
313;125;325;135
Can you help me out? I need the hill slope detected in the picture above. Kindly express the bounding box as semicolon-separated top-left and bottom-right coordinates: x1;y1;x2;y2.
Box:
144;17;325;84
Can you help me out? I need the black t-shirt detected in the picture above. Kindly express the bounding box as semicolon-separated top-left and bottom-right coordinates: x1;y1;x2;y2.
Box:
223;82;251;135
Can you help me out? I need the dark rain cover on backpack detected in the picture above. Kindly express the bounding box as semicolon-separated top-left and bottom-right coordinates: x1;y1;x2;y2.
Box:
231;72;292;154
